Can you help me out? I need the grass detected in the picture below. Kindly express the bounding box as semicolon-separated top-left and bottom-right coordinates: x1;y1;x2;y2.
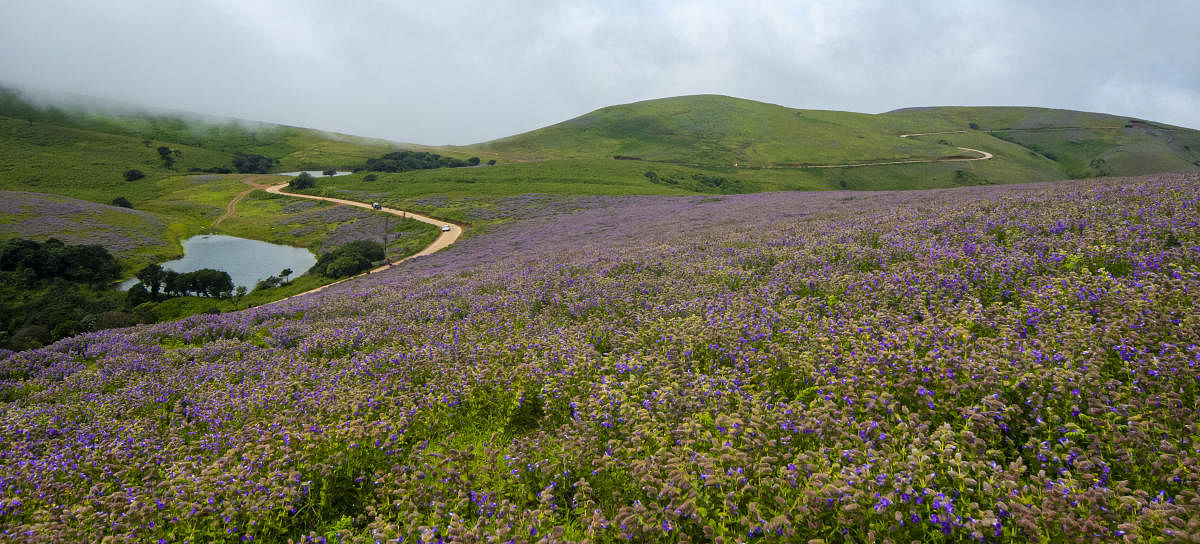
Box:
5;89;1200;276
475;95;957;166
149;273;331;321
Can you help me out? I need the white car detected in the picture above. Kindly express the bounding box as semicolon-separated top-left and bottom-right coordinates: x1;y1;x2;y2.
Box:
440;225;451;232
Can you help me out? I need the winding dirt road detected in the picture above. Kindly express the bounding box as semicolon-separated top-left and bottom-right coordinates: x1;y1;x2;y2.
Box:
259;182;463;298
214;175;463;300
263;182;462;257
743;129;994;169
210;175;276;228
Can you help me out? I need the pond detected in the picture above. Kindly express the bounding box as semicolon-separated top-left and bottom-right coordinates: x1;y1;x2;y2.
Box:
276;171;353;177
121;235;316;290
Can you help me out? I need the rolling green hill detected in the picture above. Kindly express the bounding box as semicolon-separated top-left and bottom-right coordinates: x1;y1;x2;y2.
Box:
471;95;1200;177
5;88;1200;241
296;96;1199;221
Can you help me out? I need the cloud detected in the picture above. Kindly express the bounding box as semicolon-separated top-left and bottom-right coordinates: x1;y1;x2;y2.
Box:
1;0;1198;144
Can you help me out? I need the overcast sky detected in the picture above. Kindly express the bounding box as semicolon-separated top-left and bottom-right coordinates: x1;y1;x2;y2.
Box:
2;0;1198;144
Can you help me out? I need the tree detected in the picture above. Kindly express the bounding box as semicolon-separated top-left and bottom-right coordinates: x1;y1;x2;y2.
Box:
124;169;145;181
111;196;133;209
163;270;183;297
157;146;175;168
322;168;337;177
289;172;315;190
280;268;293;285
254;275;281;291
232;152;277;174
487;159;496;166
136;264;164;300
467;157;481;166
325;254;367;278
125;283;152;308
311;240;383;278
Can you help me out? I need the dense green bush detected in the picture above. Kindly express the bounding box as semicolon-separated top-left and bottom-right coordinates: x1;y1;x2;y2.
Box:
363;150;469;172
0;238;129;350
311;240;384;278
232;152;277;174
289;172;315;190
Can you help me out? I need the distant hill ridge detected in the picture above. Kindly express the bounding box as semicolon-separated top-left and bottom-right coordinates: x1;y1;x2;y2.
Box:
3;86;1199;193
478;95;1200;176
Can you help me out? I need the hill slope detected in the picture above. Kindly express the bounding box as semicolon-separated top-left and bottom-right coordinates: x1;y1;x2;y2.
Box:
3;172;1198;541
0;86;408;180
475;95;1200;174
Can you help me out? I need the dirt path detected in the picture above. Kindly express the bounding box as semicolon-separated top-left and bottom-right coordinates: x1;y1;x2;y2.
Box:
210;175;276;229
741;129;995;169
259;182;463;300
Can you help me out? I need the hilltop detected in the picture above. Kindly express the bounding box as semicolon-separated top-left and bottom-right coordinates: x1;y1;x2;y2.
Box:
473;94;1200;178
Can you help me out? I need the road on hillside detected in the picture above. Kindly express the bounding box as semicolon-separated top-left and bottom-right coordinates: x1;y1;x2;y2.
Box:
259;182;463;299
211;175;277;228
207;178;462;301
740;129;995;169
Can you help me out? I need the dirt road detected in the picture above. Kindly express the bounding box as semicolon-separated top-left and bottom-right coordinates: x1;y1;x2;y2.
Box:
210;175;277;228
742;129;995;169
260;182;463;299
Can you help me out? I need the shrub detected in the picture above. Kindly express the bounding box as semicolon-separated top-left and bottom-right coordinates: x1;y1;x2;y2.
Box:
312;240;384;278
325;254;369;278
289;172;315;190
123;169;145;181
111;196;133;209
232;152;277;174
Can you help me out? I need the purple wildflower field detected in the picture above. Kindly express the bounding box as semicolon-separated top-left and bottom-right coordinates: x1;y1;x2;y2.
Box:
2;173;1199;542
0;191;169;257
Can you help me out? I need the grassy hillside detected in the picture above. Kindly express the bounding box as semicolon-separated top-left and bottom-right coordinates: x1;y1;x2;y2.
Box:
0;87;404;173
0;190;173;270
6;88;1200;251
473;96;1200;175
883;106;1200;178
4;172;1197;541
476;94;955;165
0;87;445;268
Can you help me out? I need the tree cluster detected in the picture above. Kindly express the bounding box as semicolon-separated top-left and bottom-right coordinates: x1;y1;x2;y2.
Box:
310;240;384;278
0;239;131;351
289;172;316;189
128;264;234;304
157;146;181;168
232;152;277;174
253;268;293;292
363;150;472;173
0;238;120;285
643;171;749;194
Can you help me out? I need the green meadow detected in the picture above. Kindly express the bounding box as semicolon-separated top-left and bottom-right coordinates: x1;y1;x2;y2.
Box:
4;87;1200;261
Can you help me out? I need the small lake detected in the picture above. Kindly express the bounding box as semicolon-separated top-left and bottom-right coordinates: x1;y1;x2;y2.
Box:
121;235;316;290
276;171;353;177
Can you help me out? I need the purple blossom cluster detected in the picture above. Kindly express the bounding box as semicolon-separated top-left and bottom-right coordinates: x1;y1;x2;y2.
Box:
0;191;168;256
2;173;1200;542
462;194;659;223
